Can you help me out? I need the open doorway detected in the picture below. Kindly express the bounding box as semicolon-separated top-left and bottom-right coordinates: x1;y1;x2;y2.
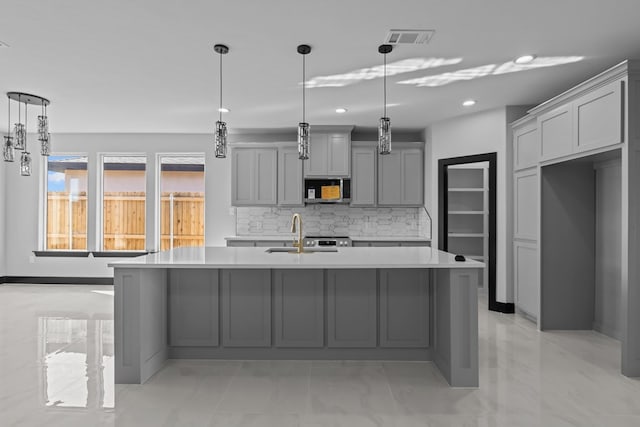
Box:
438;153;505;312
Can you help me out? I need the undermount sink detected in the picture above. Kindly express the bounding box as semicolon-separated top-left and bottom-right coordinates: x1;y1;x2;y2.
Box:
265;247;338;254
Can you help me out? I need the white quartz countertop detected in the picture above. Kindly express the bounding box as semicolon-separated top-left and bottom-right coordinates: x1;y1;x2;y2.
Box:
109;246;481;269
225;236;431;242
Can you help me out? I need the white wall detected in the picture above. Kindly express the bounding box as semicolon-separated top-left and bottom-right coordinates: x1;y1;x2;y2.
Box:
428;107;527;304
0;157;6;277
4;133;235;277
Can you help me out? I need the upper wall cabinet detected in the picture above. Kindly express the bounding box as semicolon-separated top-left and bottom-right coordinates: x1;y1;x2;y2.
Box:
351;145;377;207
539;105;573;161
574;80;623;153
513;121;538;171
304;133;350;177
278;146;303;206
535;78;625;163
231;147;277;206
378;145;424;206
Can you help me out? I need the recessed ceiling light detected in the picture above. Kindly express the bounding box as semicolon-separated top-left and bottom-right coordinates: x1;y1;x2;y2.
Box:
462;99;476;107
514;54;536;64
218;107;230;113
335;108;347;114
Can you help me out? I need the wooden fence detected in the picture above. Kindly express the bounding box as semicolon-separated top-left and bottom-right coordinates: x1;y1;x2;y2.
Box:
47;192;205;251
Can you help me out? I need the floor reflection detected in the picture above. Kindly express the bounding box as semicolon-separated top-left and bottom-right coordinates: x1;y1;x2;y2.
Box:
38;317;114;410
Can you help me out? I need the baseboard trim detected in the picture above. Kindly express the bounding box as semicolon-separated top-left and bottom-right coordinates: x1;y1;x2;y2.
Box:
490;301;515;314
1;276;113;285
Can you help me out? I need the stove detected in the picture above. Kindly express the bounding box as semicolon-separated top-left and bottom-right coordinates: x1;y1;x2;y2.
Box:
303;236;352;248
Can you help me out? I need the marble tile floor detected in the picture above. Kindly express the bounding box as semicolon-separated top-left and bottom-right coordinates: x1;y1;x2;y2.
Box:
1;284;640;426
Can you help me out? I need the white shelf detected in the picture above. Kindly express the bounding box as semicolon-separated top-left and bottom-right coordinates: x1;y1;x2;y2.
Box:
448;188;484;192
448;210;486;215
465;255;485;260
448;233;487;238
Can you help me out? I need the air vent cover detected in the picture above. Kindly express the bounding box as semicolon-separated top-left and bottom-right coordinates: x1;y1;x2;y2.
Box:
384;29;435;45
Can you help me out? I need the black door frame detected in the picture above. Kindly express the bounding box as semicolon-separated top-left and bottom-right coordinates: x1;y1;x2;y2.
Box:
438;152;512;313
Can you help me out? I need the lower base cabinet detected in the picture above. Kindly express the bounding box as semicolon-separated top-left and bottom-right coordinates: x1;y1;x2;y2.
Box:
168;268;432;352
327;269;377;348
380;269;429;348
274;270;324;347
222;269;271;347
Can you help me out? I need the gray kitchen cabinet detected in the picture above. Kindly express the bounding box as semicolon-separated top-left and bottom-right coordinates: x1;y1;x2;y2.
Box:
513;122;538;171
274;270;324;348
514;240;538;320
226;240;256;247
539;105;572;161
574;80;623;153
231;147;277;206
278;146;303;206
352;240;430;247
379;269;429;348
168;269;219;347
221;269;271;347
378;146;424;206
351;146;377;206
226;240;289;247
304;133;350;177
327;269;377;348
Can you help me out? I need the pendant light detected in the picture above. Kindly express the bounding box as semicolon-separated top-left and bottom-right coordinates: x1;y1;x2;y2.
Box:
5;92;51;176
378;44;393;155
38;100;50;156
214;44;229;159
297;44;311;160
3;96;14;162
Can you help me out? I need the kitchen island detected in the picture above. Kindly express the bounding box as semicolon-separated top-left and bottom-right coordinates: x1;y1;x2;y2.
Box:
110;246;483;387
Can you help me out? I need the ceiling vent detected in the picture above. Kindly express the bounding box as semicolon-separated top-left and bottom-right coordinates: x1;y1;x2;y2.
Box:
384;29;435;45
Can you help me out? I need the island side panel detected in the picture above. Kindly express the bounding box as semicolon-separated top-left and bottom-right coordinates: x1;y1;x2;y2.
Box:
379;269;430;348
115;267;168;384
274;269;324;348
222;269;271;347
433;268;479;387
327;269;377;348
169;269;219;347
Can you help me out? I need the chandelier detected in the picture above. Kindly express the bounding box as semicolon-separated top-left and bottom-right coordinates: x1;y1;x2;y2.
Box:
4;92;51;176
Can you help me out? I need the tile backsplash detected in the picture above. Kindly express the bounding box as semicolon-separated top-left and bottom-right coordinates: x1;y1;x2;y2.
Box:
236;205;431;238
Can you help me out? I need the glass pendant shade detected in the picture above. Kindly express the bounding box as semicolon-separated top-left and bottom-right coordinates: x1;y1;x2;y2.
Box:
3;136;15;162
298;122;310;160
13;123;25;150
378;117;391;155
38;115;49;141
41;133;51;156
214;120;227;158
20;151;32;176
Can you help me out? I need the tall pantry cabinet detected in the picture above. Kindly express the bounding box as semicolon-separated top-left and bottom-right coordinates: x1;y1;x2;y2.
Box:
509;60;640;378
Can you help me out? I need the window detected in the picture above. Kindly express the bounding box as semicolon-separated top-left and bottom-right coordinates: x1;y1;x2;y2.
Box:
101;156;146;251
159;155;205;250
45;155;88;250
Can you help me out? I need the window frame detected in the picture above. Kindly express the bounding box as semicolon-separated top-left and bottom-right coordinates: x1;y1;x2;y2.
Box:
156;153;206;251
98;153;148;252
40;152;90;252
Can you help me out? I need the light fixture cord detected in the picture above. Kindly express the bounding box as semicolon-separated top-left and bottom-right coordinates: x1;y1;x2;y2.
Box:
302;53;306;123
219;51;223;122
7;96;10;134
24;99;27;150
18;94;21;125
383;52;387;118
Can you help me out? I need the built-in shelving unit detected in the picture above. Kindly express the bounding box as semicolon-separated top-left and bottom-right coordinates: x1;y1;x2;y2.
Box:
446;162;489;290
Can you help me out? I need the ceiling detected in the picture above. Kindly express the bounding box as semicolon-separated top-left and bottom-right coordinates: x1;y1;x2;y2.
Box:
2;0;640;134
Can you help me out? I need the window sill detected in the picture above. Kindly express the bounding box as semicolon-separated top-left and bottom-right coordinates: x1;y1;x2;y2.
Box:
33;251;91;258
33;251;150;258
91;251;149;258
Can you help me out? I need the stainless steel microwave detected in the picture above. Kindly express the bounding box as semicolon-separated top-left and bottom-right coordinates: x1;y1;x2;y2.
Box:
304;178;351;204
